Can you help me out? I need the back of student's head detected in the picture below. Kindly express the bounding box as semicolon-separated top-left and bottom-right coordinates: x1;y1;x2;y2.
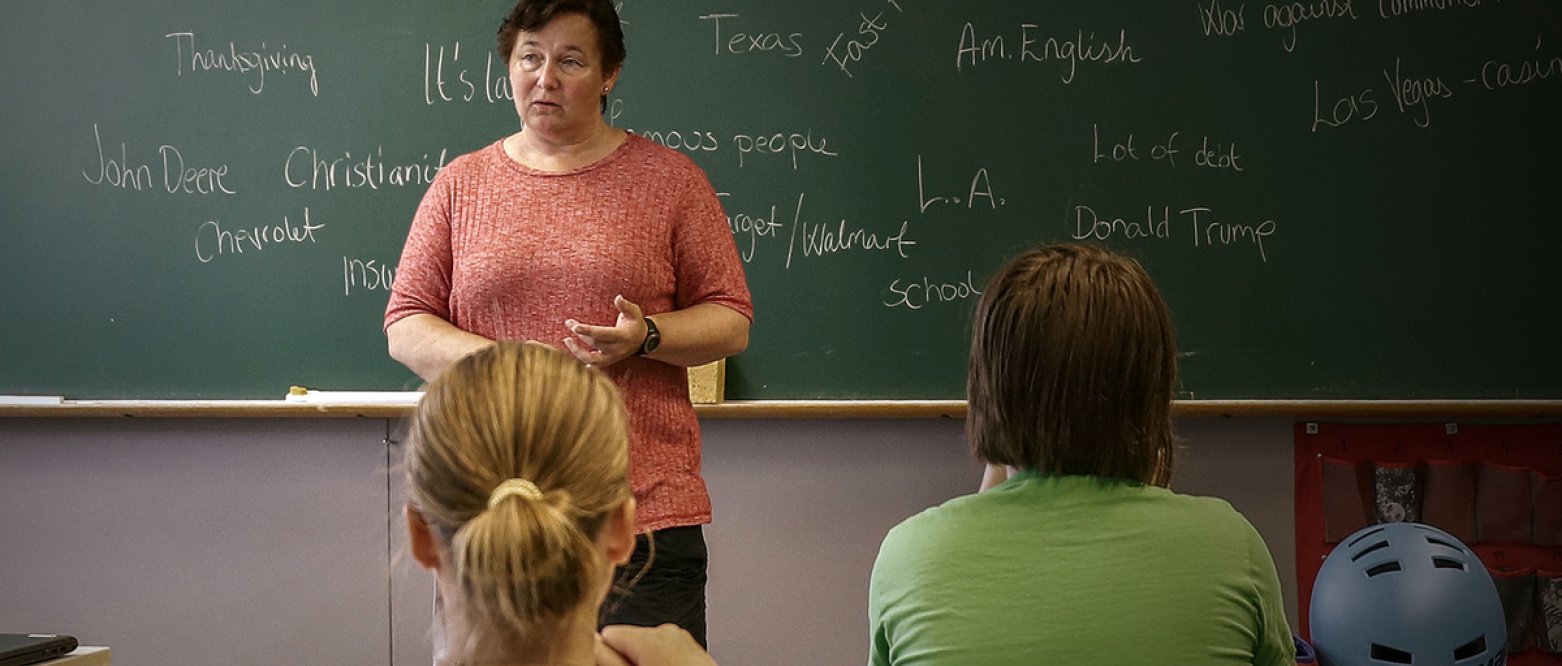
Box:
967;243;1177;485
404;341;631;646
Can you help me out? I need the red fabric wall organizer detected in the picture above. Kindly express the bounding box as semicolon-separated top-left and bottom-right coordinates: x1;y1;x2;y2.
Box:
1296;423;1562;665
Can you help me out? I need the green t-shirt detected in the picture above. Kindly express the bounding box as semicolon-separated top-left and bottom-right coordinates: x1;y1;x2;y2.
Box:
868;471;1295;665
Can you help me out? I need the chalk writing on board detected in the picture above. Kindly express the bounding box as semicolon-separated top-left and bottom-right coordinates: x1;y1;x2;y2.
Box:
1069;204;1277;262
1091;126;1245;171
1312;79;1379;131
795;219;916;265
283;146;450;191
917;156;1005;212
956;24;1010;68
423;42;512;105
1379;0;1494;20
194;208;324;264
1195;137;1246;171
164;32;320;96
1073;205;1172;243
1473;38;1562;91
1021;26;1142;84
1184;207;1277;261
784;194;916;268
82;124;153;190
626;120;836;168
1314;57;1457;131
699;13;805;58
718;192;789;263
1092;125;1143;164
343;256;396;296
1198;0;1247;37
82;125;237;195
613;101;723;154
956;23;1143;83
884;271;983;310
1382;57;1452;128
162;145;237;194
1316;39;1561;132
634;127;721;153
1152;133;1183;165
822;1;904;77
1260;1;1359;53
732;130;838;169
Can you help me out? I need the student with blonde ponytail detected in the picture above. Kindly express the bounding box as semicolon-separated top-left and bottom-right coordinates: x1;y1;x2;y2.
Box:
403;342;714;666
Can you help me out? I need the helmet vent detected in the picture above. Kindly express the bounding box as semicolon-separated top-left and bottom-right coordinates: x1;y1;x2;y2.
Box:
1424;535;1461;551
1370;643;1414;663
1351;540;1391;561
1452;636;1486;660
1432;556;1466;571
1364;561;1403;577
1347;527;1387;547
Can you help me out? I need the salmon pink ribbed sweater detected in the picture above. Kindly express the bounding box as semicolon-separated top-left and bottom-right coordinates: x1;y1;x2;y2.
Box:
386;134;752;532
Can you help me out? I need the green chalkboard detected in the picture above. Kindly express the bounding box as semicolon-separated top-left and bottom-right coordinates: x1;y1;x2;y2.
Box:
3;1;1560;399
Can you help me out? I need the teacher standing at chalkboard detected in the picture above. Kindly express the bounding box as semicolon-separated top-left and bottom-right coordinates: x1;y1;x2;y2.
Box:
384;0;752;648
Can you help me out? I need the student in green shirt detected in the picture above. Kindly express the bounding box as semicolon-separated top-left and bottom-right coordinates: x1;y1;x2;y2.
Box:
868;243;1296;666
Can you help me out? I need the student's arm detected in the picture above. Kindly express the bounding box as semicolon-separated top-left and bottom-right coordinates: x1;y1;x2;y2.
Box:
386;314;496;382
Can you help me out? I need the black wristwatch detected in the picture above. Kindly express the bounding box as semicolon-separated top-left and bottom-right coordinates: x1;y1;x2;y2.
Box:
637;317;661;356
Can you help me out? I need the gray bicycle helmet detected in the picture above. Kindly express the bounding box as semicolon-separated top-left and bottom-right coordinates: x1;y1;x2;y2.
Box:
1310;522;1506;666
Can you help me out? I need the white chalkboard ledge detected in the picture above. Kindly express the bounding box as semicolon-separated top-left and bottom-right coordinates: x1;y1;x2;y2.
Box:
1;400;1561;419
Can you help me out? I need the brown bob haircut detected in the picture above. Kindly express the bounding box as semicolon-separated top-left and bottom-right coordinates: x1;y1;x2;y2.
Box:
496;0;627;75
967;243;1177;486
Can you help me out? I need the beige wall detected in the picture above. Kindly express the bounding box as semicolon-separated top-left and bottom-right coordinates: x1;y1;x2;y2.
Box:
1;417;1297;666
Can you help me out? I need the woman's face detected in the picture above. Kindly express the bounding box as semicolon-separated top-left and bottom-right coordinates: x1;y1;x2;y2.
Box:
508;13;618;140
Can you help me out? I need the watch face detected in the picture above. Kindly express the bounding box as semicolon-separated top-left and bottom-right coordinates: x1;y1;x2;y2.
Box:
641;319;661;354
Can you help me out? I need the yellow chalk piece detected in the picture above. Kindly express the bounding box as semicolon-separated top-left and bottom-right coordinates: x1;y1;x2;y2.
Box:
288;385;310;396
687;359;725;405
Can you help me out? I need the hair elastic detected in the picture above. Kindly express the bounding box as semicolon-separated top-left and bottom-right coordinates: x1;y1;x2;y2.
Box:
488;478;543;508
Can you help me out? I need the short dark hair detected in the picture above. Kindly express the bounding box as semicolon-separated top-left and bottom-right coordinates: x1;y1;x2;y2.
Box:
966;243;1178;485
496;0;626;75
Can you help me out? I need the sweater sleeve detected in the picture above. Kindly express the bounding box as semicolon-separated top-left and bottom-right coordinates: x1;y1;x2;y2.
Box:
668;162;753;320
384;168;457;330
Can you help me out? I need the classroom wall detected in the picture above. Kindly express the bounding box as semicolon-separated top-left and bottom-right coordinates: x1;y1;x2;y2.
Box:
0;418;392;665
0;417;1296;666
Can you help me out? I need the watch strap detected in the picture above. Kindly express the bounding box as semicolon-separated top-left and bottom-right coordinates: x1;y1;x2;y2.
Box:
636;317;660;356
